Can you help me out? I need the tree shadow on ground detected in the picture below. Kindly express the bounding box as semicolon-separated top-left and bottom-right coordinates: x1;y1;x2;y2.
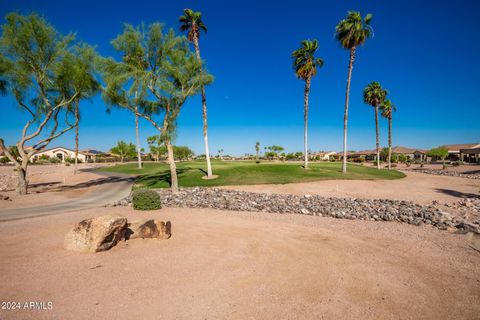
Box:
27;176;134;193
137;167;198;188
462;169;480;175
53;176;134;191
434;188;479;199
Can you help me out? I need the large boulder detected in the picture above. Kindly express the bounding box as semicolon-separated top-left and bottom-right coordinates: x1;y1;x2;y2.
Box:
466;232;480;252
126;219;171;240
64;215;128;253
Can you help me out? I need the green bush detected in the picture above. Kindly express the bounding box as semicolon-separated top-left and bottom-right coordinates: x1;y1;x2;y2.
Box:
255;160;261;164
0;157;10;164
49;157;61;164
132;189;161;210
65;157;81;164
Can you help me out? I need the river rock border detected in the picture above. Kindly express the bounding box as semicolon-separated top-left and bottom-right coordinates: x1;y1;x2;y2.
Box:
112;187;480;233
404;168;480;180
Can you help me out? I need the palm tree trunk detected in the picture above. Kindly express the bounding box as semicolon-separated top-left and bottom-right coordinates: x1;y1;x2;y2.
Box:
134;104;142;169
375;104;380;170
166;140;178;192
342;47;356;173
192;34;213;178
388;116;392;170
74;100;79;174
304;77;311;169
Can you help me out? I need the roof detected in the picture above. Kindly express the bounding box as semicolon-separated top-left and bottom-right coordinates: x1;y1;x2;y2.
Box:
442;143;480;152
80;149;104;155
391;146;416;154
36;146;104;156
348;149;376;156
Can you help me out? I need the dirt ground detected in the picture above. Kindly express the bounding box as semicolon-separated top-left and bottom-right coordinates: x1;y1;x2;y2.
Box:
0;164;114;209
0;206;478;320
222;170;480;205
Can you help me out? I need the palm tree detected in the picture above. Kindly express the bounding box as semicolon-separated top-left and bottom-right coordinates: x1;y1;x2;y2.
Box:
381;99;396;170
134;91;142;169
292;39;324;169
363;82;387;169
179;8;213;178
335;11;373;173
255;142;260;160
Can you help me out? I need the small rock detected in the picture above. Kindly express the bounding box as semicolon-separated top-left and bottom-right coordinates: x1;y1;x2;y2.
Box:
126;219;171;240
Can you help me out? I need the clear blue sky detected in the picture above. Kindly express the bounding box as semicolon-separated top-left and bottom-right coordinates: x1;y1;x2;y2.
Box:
1;0;479;155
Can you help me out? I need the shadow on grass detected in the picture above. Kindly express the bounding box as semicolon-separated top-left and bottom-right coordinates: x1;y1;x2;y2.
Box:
136;167;206;188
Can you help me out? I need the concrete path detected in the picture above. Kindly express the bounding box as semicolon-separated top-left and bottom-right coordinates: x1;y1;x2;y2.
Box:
0;171;134;222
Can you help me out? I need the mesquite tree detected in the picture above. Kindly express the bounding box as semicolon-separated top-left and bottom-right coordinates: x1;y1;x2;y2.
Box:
69;44;101;174
99;23;212;192
0;13;96;194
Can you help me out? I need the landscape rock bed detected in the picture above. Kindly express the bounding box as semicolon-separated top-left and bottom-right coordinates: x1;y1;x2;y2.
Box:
405;168;480;180
114;187;480;233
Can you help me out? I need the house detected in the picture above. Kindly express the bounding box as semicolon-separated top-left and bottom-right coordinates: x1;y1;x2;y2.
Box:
459;145;480;163
443;143;480;161
311;151;337;161
0;145;5;161
32;147;103;163
390;146;428;161
346;149;377;161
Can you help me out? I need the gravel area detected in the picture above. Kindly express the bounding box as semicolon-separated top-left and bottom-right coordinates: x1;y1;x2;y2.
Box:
110;187;480;233
405;168;480;179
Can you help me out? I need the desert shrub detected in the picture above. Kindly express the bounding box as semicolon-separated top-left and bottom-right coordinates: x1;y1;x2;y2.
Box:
48;157;61;164
255;160;261;164
352;157;365;163
391;163;397;167
65;157;82;164
132;189;161;210
0;157;10;164
452;161;461;167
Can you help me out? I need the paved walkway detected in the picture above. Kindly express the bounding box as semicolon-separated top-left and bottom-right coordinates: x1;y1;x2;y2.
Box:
0;171;134;222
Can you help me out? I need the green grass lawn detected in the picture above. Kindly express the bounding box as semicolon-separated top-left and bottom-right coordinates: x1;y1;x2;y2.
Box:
97;160;405;189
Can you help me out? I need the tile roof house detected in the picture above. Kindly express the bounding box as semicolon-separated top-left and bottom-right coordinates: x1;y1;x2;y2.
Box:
32;147;104;163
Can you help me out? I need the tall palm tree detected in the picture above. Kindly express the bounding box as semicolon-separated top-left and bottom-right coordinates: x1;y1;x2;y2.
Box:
363;82;387;169
255;141;260;160
134;91;142;169
335;11;373;173
179;8;213;178
381;99;396;170
292;39;324;169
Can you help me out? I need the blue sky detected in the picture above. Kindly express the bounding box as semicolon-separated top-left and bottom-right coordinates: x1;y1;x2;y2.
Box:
1;0;479;155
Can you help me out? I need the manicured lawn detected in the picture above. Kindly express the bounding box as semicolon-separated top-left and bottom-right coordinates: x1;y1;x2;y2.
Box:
98;160;405;188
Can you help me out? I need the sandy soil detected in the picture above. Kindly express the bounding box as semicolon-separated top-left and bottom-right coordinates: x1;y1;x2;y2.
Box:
0;164;114;209
222;170;480;205
0;206;478;319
